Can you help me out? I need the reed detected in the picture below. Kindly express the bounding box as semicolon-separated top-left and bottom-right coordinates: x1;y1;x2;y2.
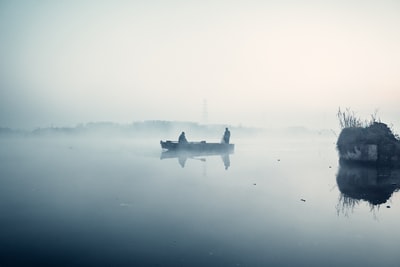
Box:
337;108;380;129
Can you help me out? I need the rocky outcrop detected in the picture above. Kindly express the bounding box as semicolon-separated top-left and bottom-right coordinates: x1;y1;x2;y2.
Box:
337;122;400;167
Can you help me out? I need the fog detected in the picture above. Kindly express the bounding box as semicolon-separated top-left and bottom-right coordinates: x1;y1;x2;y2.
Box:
1;0;399;130
1;1;400;266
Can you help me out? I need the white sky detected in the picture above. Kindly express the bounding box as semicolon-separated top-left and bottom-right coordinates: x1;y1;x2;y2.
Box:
0;0;399;130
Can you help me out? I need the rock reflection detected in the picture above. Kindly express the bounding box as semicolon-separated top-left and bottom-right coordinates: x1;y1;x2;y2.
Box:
160;150;233;169
336;160;400;214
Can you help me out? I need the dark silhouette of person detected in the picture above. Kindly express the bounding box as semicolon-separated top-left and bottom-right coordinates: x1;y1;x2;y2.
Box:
178;131;188;144
222;128;231;144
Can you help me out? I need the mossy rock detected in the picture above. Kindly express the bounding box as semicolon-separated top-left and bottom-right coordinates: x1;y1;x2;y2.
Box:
337;122;400;166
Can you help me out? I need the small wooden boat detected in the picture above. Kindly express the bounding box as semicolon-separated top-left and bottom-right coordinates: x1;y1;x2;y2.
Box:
160;140;234;153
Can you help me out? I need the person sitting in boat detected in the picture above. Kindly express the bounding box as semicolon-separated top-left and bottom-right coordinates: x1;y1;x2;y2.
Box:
178;131;188;144
222;128;231;144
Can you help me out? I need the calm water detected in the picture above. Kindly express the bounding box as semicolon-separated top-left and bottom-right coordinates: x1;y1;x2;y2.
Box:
0;135;399;267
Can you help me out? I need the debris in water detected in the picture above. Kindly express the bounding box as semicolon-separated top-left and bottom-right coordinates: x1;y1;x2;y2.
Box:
253;183;256;185
386;205;391;208
301;199;306;202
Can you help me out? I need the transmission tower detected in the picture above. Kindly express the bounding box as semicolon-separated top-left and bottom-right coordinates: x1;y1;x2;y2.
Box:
202;99;208;125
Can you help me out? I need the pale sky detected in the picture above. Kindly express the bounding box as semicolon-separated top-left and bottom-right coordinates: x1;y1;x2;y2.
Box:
1;0;399;130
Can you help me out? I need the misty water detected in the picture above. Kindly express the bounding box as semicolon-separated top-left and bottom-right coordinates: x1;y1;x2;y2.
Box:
1;133;399;267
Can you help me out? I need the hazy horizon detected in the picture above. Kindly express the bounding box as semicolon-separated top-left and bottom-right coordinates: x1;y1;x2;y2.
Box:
1;1;399;131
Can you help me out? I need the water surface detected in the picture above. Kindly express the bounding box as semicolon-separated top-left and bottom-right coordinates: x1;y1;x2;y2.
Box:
0;135;399;266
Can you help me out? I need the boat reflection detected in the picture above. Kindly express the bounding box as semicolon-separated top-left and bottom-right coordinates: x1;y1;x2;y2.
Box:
160;150;233;169
336;160;400;214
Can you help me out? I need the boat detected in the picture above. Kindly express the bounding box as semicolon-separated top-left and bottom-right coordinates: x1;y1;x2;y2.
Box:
160;140;234;153
160;142;233;169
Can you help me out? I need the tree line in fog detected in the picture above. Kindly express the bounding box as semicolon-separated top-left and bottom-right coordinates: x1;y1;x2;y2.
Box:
0;120;334;138
0;121;261;138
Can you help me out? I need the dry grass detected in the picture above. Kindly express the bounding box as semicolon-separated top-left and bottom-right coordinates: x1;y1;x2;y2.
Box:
337;108;380;129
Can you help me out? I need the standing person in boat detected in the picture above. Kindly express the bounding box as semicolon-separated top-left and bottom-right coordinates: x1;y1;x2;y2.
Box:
222;128;231;144
178;131;188;144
